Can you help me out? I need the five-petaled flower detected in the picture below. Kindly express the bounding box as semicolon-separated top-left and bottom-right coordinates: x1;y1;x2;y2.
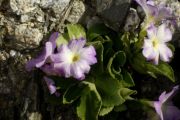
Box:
142;24;173;65
134;0;173;27
154;85;180;120
50;38;97;80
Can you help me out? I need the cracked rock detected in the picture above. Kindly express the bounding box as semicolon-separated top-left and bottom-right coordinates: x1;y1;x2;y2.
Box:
67;0;86;23
10;0;39;15
14;24;43;49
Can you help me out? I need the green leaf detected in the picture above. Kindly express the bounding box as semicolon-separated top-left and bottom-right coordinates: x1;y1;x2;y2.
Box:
139;29;147;40
114;104;127;112
146;62;175;82
95;74;124;106
107;51;126;79
129;53;148;74
120;88;137;100
87;23;110;41
121;32;131;54
121;70;135;87
139;99;154;108
130;53;175;82
99;106;114;116
56;33;68;47
77;81;102;120
67;24;86;40
63;82;88;104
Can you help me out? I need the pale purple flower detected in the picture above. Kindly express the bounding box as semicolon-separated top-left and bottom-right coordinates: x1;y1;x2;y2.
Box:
26;32;59;71
44;76;60;96
134;0;173;26
50;38;97;80
142;24;173;65
154;85;180;120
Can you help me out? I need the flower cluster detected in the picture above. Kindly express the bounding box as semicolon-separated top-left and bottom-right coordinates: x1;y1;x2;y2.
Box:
24;1;178;119
135;0;175;65
26;32;97;94
134;1;179;119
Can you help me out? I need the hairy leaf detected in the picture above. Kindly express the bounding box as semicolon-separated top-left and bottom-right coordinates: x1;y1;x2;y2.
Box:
77;81;102;120
67;24;86;40
99;106;114;116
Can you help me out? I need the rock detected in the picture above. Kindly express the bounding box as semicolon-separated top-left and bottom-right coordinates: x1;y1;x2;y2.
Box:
66;0;86;23
124;8;140;32
38;0;54;8
0;0;3;6
20;15;30;23
51;0;71;18
95;0;131;31
0;0;86;119
14;24;43;49
0;50;9;61
28;112;42;120
9;0;38;15
9;50;16;57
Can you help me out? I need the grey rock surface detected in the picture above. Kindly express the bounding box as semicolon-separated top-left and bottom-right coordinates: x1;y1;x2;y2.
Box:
0;0;81;119
67;0;85;23
95;0;131;31
124;8;140;32
10;0;37;15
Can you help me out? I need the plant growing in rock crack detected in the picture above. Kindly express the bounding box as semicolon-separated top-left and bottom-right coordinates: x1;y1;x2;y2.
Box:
26;0;180;119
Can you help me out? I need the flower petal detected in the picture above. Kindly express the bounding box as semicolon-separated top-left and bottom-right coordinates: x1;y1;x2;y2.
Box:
154;101;164;120
55;44;73;63
159;86;179;103
142;39;158;61
52;62;70;78
159;44;173;62
49;32;59;49
147;25;157;38
35;42;53;67
70;63;85;80
80;46;97;65
152;52;159;65
147;0;155;6
26;41;53;71
143;47;157;61
44;76;56;94
157;24;172;43
40;64;58;76
77;60;91;74
163;105;180;120
147;4;158;17
68;39;86;52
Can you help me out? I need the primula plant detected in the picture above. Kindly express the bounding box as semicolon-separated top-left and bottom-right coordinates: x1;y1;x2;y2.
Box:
26;0;180;120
